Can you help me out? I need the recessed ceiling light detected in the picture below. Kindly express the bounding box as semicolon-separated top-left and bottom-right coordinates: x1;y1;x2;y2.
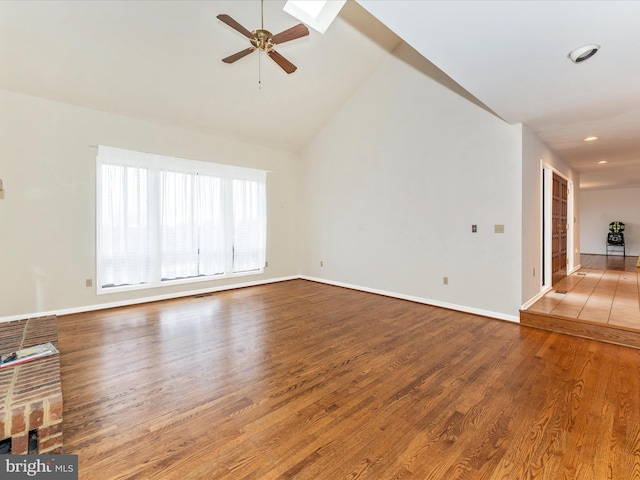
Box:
569;44;600;63
597;160;608;164
584;136;599;142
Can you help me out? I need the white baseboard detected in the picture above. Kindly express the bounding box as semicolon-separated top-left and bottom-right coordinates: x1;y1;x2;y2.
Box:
569;264;581;274
2;275;522;324
0;276;299;323
521;285;552;311
300;276;520;323
520;265;582;312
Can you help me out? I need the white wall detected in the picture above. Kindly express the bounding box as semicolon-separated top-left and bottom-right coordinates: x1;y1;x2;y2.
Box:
580;187;640;256
0;49;577;323
0;89;301;319
301;43;523;320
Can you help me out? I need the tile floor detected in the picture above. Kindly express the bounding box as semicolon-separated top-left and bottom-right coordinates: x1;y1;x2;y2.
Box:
527;260;640;330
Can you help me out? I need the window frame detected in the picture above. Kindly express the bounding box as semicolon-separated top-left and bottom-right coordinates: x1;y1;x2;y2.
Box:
96;146;267;294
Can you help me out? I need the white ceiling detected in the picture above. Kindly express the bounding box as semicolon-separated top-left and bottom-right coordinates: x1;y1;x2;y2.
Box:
0;0;400;152
1;0;639;190
360;0;640;191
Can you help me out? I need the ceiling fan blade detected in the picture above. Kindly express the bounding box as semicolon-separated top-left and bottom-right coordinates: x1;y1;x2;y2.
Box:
222;47;256;64
270;24;309;45
267;49;297;74
216;14;255;39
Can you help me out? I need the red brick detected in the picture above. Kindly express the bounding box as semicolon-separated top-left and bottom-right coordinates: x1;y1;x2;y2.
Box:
29;401;44;429
38;421;63;438
10;406;25;435
38;433;62;452
11;433;28;454
48;397;63;421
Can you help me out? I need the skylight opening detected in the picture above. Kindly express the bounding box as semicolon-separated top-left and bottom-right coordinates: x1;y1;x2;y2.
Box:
283;0;346;34
292;1;325;18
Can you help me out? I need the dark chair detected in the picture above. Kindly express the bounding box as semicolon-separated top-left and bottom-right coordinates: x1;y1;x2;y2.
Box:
606;221;625;257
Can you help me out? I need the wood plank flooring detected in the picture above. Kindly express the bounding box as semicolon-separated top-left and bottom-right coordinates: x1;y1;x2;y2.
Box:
581;253;640;273
58;279;640;479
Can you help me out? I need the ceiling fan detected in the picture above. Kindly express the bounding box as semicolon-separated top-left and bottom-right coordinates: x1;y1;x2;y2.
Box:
216;0;309;74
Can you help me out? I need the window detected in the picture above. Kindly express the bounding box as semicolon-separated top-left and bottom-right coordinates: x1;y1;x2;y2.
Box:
97;146;266;292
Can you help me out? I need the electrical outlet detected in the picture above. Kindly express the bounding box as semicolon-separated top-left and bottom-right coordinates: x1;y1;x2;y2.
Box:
443;276;448;285
320;261;324;267
86;279;93;287
494;224;505;233
472;224;477;233
265;261;269;267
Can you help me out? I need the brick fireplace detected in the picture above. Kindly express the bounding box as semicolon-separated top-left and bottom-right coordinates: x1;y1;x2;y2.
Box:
0;316;63;454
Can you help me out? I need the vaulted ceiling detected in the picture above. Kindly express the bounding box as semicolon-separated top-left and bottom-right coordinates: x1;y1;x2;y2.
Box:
1;0;638;191
0;0;400;152
359;0;640;191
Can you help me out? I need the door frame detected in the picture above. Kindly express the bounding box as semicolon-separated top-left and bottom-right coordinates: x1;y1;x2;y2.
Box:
542;165;574;288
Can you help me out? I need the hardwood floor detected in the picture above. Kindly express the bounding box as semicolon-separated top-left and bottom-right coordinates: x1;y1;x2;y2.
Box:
58;279;640;479
580;253;639;272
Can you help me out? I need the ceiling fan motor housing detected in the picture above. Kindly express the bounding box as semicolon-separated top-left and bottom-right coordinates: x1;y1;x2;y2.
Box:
251;29;274;51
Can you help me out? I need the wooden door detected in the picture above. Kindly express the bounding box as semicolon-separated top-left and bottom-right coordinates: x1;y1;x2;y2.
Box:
552;173;568;283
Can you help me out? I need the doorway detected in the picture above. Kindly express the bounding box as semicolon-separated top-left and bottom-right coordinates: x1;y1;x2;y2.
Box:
542;167;573;288
552;172;568;284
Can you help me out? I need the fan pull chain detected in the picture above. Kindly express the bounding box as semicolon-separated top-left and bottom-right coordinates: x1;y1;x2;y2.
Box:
259;0;264;88
258;51;262;89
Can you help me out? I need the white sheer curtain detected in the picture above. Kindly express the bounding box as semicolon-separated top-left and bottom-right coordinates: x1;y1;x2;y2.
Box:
97;148;153;287
160;172;227;280
196;174;227;276
160;171;198;280
233;178;267;272
97;145;266;291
